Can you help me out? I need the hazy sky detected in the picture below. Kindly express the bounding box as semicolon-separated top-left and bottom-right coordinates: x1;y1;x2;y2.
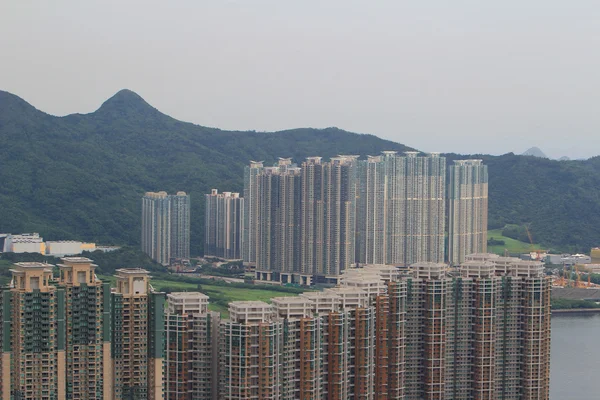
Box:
2;1;599;159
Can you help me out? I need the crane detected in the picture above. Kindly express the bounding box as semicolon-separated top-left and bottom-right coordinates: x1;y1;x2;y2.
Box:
524;224;545;261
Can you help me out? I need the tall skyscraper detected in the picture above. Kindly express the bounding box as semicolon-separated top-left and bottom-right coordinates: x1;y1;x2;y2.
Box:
244;156;358;284
357;151;446;266
1;262;66;399
0;253;551;399
448;160;489;265
142;191;190;265
204;189;244;260
164;292;220;400
57;257;112;400
142;192;172;265
111;268;165;400
171;191;191;260
242;159;303;282
242;161;264;266
301;156;357;282
216;255;551;400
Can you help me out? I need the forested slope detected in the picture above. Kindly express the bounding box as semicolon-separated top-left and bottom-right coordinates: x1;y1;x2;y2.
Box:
1;89;598;254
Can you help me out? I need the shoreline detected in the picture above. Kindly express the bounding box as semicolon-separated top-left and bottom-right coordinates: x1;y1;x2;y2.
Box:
552;308;600;314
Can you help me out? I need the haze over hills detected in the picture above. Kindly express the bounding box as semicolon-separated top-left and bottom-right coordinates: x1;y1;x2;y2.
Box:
1;89;599;254
522;147;548;158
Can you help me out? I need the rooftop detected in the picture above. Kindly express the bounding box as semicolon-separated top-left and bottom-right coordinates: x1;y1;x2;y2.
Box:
60;256;94;264
167;292;209;300
13;262;54;269
229;300;271;308
271;296;313;305
300;291;341;300
115;268;150;275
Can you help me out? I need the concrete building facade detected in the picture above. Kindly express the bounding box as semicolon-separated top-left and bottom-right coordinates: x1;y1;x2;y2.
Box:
57;257;111;400
205;189;244;260
164;292;220;400
242;161;264;266
171;192;191;260
111;268;164;400
0;253;550;399
1;262;65;400
448;160;489;265
142;191;190;265
242;157;358;284
356;151;447;267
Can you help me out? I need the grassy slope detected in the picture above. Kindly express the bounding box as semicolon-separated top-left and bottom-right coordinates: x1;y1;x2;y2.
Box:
152;279;302;318
487;229;542;255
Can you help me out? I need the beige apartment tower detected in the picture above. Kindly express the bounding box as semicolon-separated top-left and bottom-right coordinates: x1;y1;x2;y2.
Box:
111;268;165;400
57;257;112;400
1;262;66;400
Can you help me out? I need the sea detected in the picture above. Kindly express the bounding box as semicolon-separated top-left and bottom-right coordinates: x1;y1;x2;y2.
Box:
551;312;600;400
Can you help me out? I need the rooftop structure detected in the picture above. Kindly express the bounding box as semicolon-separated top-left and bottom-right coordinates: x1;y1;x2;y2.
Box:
325;286;369;309
459;260;496;278
271;296;314;319
228;301;273;324
411;262;447;279
299;291;341;313
167;292;209;315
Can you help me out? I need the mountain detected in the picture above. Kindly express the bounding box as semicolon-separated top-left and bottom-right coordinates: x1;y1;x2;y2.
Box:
1;89;599;254
0;90;411;255
522;147;548;158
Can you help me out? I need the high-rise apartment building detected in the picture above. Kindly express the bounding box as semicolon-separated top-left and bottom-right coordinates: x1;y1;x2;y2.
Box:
448;159;489;265
1;262;66;400
142;191;190;265
57;257;112;400
205;189;244;260
164;292;220;400
242;156;357;284
0;253;550;399
111;268;164;400
142;192;172;265
356;151;446;266
301;156;357;282
216;254;550;400
245;159;302;283
219;287;376;400
242;161;264;266
171;191;191;260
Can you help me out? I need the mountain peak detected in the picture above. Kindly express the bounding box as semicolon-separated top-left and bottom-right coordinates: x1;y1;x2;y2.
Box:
522;147;547;158
95;89;162;120
0;90;47;126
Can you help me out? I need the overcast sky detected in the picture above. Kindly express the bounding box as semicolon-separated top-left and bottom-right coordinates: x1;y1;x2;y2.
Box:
1;1;599;159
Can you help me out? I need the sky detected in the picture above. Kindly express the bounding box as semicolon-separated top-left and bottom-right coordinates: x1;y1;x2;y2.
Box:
1;1;599;159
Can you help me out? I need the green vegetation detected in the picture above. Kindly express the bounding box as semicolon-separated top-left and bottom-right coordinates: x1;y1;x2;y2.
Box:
0;249;304;318
150;278;302;318
1;89;600;255
487;228;541;255
81;246;166;274
0;90;410;256
551;298;600;310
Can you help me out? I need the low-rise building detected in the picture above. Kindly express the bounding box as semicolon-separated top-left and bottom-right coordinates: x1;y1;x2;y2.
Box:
46;240;96;256
2;233;46;254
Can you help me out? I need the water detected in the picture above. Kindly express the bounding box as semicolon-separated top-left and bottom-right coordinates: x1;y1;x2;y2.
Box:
551;313;600;400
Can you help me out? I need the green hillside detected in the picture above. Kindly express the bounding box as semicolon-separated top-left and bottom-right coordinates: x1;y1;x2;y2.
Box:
1;89;599;254
487;229;542;255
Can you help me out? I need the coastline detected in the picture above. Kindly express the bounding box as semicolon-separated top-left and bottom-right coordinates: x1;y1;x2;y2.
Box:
552;308;600;314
